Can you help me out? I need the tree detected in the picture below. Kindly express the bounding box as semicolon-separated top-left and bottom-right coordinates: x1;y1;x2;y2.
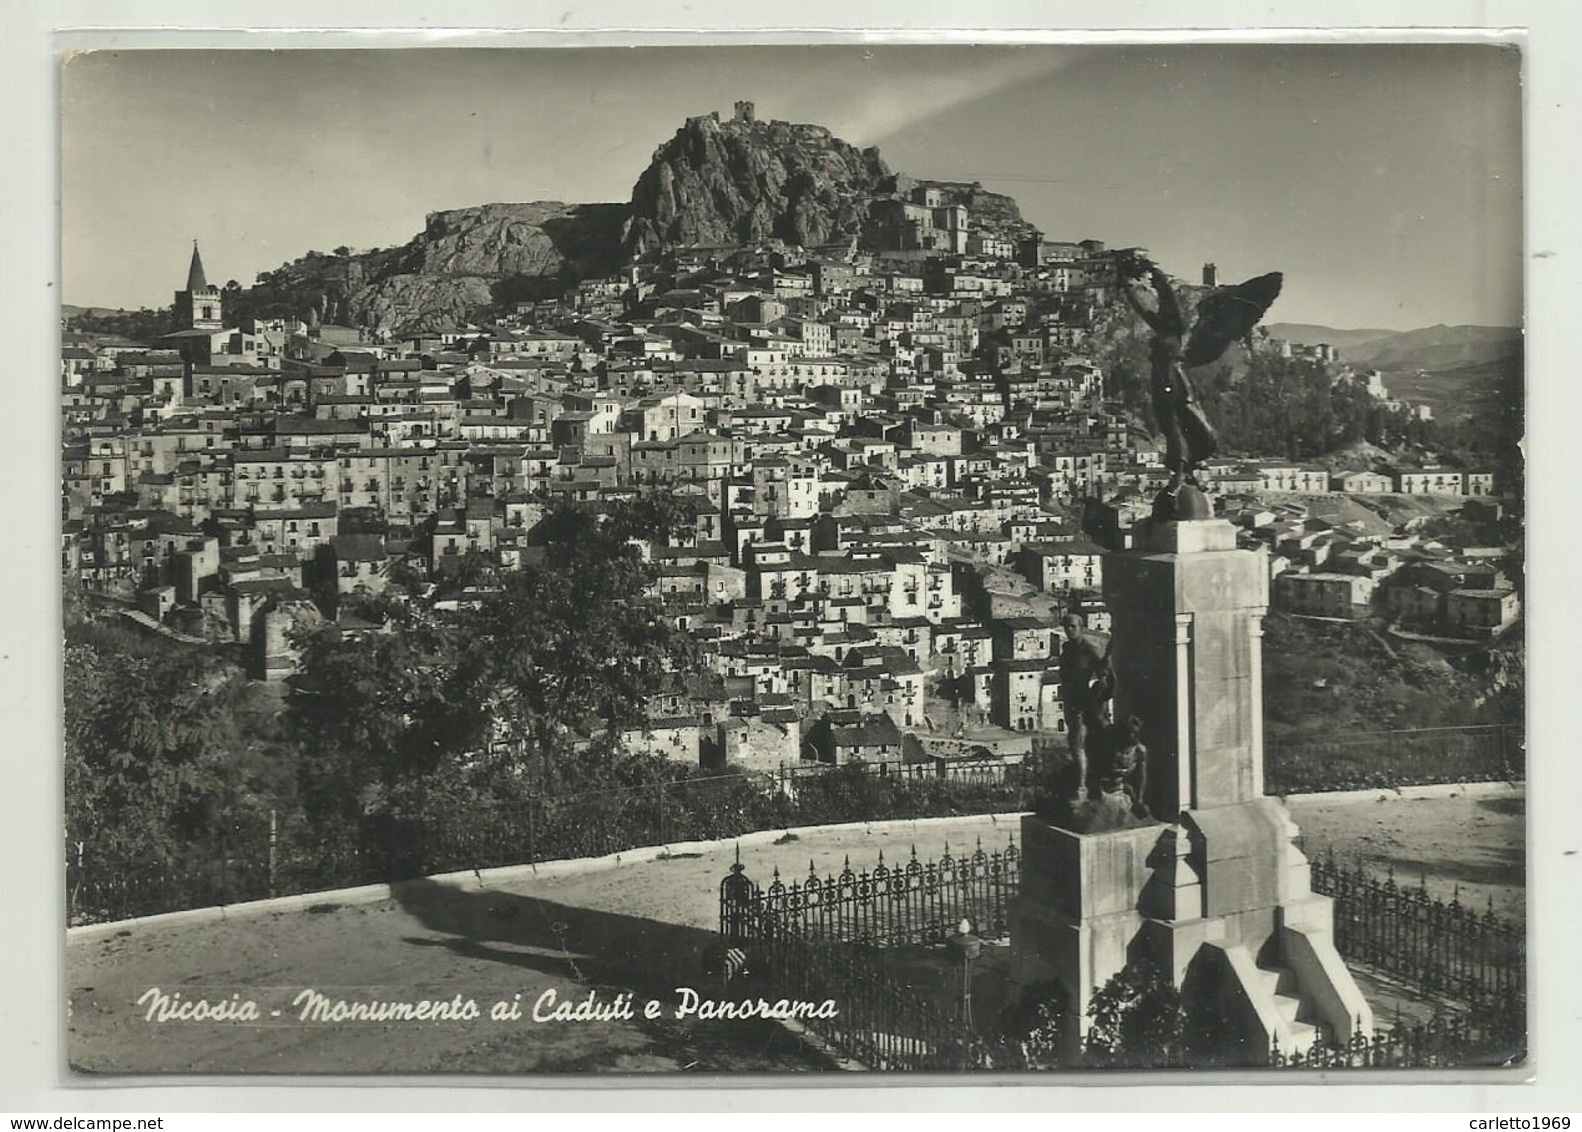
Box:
607;491;701;546
64;305;180;343
64;641;256;901
454;547;499;590
288;625;476;821
284;497;700;817
220;280;244;326
452;500;695;789
455;560;685;788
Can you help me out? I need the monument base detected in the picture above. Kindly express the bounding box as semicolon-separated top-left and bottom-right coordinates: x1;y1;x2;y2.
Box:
1010;517;1373;1064
1010;804;1373;1065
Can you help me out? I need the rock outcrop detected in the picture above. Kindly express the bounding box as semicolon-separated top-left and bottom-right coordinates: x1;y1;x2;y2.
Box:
623;108;891;255
234;203;628;334
344;273;499;334
398;202;627;280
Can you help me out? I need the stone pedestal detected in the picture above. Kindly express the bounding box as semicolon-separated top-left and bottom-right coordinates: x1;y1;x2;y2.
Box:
1104;517;1268;819
1010;816;1163;1061
1009;518;1372;1063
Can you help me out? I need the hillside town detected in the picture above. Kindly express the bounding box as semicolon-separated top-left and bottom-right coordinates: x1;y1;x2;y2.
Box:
61;186;1520;780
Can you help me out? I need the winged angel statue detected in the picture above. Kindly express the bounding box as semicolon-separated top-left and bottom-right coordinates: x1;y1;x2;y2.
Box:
1119;258;1283;519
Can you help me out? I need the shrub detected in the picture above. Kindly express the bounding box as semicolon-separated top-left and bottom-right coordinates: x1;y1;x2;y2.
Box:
1084;959;1187;1069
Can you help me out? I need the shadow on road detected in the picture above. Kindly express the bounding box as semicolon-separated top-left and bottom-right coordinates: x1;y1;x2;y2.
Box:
1477;793;1525;819
390;877;835;1072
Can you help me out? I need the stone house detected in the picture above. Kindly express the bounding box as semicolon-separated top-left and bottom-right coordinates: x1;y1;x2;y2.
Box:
1274;572;1375;618
710;715;800;773
1444;588;1520;636
1014;536;1105;593
328;534;390;596
619;717;703;765
807;710;904;767
990;659;1057;732
993;615;1059;663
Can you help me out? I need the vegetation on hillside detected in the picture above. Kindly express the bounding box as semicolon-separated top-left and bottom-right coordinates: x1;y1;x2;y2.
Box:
1261;612;1521;738
1096;318;1443;461
63;617;294;901
63;495;716;913
64;305;182;344
229;246;406;328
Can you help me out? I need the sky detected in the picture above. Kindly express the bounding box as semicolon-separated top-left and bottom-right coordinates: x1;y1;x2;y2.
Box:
61;43;1523;331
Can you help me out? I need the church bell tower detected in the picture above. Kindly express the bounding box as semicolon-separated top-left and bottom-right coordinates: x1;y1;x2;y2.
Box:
175;241;224;331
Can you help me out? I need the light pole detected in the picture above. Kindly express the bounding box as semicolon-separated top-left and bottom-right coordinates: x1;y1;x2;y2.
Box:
946;916;983;1064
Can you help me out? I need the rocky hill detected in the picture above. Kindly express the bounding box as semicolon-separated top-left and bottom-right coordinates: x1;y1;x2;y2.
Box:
230;203;627;334
236;246;402;330
1260;322;1523;433
623;108;891;256
396;202;626;280
220;106;1038;333
338;273;499;334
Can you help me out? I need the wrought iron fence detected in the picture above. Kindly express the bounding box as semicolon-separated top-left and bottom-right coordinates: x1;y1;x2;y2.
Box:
773;760;1028;791
888;761;1026;788
717;834;1527;1072
1271;1011;1526;1069
725;839;1020;949
1310;852;1526;1018
719;856;996;1071
764;934;984;1071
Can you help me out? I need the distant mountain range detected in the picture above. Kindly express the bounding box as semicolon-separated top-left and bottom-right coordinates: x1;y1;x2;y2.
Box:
1262;323;1399;353
1263;321;1524;429
1265;322;1522;373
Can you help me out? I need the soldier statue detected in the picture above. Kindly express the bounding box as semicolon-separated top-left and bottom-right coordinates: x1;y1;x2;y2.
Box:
1099;715;1151;819
1058;612;1113;802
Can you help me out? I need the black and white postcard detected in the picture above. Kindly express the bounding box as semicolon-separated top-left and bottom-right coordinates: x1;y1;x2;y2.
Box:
57;40;1531;1080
